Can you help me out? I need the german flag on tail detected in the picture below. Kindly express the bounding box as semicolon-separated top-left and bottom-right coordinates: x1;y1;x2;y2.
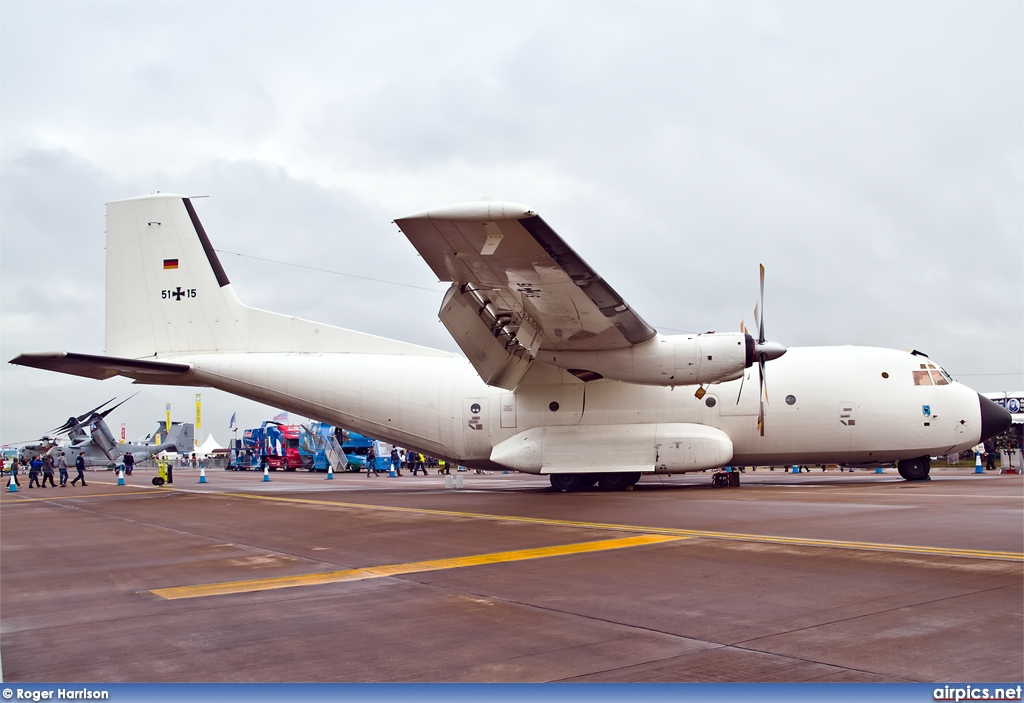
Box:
163;259;179;270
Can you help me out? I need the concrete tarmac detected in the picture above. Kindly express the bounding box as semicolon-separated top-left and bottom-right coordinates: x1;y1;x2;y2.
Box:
1;467;1021;682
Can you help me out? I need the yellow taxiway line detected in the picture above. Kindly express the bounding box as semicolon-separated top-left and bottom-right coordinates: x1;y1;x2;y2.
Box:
6;483;1020;562
220;492;1024;563
150;534;688;600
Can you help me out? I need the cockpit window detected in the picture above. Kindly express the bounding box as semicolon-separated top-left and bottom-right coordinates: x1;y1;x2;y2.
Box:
913;362;951;386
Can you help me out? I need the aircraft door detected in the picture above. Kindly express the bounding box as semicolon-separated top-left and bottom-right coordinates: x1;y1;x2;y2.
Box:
463;398;492;460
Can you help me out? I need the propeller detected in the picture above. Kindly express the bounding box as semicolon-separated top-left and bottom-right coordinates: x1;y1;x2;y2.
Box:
51;397;116;435
10;435;57;448
738;265;787;435
95;393;137;421
50;394;138;436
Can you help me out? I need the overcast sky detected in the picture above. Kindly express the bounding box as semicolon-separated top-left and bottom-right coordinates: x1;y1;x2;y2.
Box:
2;1;1021;448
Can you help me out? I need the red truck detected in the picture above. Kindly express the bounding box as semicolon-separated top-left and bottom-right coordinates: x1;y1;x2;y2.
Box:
241;422;302;470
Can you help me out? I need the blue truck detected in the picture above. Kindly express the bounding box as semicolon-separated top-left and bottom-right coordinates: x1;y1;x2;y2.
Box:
340;431;391;473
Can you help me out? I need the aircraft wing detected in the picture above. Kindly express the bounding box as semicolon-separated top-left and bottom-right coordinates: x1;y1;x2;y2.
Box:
10;352;191;381
395;203;656;383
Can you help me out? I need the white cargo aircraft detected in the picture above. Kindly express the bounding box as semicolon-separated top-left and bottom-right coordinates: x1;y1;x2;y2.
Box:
10;195;1012;490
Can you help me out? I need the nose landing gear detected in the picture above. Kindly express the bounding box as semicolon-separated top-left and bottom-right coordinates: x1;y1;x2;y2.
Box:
897;456;930;481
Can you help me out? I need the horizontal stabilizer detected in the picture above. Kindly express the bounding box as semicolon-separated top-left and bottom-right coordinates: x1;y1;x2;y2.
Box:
10;352;191;381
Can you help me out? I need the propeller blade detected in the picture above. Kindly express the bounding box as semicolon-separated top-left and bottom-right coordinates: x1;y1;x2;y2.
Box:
50;397;118;434
758;264;766;344
97;392;139;420
760;355;770;405
735;368;747;405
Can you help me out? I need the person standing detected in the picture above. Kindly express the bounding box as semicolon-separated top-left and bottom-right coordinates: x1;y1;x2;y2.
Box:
411;451;427;476
366;447;377;477
984;439;997;470
41;454;57;487
71;452;88;486
57;452;69;486
390;447;402;476
9;456;22;487
28;455;42;488
123;452;135;475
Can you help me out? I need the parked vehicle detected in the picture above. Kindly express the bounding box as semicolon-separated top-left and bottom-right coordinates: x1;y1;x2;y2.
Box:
299;422;347;471
342;431;392;473
238;422;301;470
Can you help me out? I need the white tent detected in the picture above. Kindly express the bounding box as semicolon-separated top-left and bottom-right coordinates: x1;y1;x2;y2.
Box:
199;434;224;456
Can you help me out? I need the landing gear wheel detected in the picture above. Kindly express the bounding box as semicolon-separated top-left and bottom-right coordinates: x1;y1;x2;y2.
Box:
549;474;584;492
598;472;641;491
897;457;930;481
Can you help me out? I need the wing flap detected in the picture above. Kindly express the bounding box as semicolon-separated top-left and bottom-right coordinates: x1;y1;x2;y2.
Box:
438;284;532;390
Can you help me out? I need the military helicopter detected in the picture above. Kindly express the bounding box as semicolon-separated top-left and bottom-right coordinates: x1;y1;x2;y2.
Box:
16;396;194;469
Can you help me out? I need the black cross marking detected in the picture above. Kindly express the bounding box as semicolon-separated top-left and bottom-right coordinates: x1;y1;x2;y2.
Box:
172;287;185;301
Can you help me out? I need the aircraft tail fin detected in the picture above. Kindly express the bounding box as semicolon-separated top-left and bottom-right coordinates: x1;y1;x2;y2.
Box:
162;422;195;453
105;194;454;359
150;421;195;453
105;195;249;357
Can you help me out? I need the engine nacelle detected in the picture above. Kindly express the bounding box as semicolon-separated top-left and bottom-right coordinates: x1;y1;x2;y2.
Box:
89;416;122;460
535;332;752;386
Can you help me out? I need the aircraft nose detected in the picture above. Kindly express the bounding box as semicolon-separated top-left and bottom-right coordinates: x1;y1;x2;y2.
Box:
978;394;1012;442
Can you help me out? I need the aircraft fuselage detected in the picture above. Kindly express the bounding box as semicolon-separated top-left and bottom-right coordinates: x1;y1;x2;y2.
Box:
153;344;984;472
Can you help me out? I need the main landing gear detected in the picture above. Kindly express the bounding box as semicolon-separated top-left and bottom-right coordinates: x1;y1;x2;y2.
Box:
549;472;641;492
897;456;931;481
